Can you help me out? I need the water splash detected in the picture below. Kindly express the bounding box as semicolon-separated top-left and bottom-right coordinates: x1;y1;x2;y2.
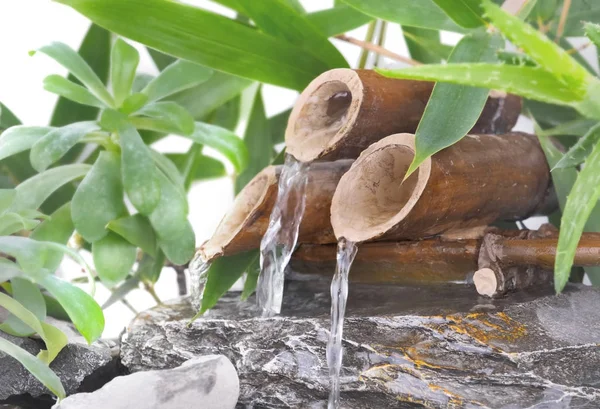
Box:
257;154;310;317
188;254;212;311
327;238;358;409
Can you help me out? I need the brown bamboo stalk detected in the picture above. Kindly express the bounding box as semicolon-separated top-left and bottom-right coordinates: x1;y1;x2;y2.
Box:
285;69;522;162
198;160;352;262
331;132;553;243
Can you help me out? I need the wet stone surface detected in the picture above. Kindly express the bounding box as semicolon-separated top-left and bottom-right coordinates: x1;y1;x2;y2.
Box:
121;281;600;408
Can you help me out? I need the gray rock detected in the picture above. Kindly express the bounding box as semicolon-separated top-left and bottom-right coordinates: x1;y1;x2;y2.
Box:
0;318;119;408
54;355;239;409
121;281;600;408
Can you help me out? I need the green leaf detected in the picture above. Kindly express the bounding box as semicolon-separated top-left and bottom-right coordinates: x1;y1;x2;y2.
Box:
377;64;586;106
405;32;502;178
136;251;165;284
341;0;466;32
30;121;100;172
39;274;104;343
553;123;600;169
555;139;600;292
240;255;260;301
0;237;50;278
0;126;53;162
0;212;40;236
92;232;137;287
119;93;149;115
118;122;161;215
194;250;259;316
562;1;600;37
0;259;22;282
110;39;140;107
268;109;291;145
166;152;226;183
235;87;270;192
72;152;127;242
402;26;447;64
57;0;332;90
539;119;599;138
50;24;111;127
0;337;65;399
34;42;114;107
107;214;157;257
137;102;194;135
0;103;21;129
147;48;175;71
481;0;590;83
585;22;600;48
132;73;155;93
496;50;537;67
150;150;186;199
168;72;252;120
0;189;16;212
43;75;105;108
307;5;372;36
231;0;347;69
0;277;46;337
537;132;576;212
11;164;91;212
141;60;213;102
432;0;485;28
30;202;74;272
209;95;241;131
158;221;195;266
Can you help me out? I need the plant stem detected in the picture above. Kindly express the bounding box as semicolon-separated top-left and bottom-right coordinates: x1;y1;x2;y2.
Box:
336;35;421;66
555;0;572;41
358;21;376;69
144;283;163;305
375;21;388;68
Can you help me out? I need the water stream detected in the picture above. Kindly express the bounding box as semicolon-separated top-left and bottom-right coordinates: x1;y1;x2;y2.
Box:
327;238;358;409
256;154;310;317
188;256;212;311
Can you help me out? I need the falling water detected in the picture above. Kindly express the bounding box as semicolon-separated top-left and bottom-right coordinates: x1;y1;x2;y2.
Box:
188;255;212;311
327;238;358;409
257;154;310;317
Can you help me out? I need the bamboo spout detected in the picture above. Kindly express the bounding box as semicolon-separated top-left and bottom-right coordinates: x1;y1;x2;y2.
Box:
198;160;352;262
285;69;522;162
330;132;552;243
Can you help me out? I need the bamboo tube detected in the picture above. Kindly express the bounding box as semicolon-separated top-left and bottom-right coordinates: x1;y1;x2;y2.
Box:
198;160;352;262
285;69;522;162
290;239;480;284
331;132;552;243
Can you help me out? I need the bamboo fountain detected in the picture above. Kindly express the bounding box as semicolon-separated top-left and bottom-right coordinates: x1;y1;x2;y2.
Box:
192;68;600;409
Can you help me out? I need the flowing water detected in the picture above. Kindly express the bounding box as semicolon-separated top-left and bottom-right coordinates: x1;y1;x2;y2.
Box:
327;238;358;409
188;256;212;311
257;154;310;317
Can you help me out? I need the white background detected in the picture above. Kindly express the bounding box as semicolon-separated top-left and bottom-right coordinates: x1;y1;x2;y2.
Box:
0;1;596;337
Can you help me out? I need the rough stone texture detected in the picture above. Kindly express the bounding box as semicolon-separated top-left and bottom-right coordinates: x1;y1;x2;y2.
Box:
54;355;239;409
121;281;600;408
0;318;119;408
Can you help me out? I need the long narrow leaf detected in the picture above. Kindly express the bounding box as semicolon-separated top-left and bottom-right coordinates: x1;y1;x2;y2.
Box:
553;123;600;169
432;0;485;28
0;126;53;162
110;39;140;107
34;42;114;107
57;0;333;90
0;277;46;336
30;202;74;272
0;337;65;399
137;102;194;135
0;237;49;278
142;60;214;103
307;5;371;36
43;75;105;108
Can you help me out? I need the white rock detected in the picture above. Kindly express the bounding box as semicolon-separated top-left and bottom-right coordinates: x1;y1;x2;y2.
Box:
54;355;239;409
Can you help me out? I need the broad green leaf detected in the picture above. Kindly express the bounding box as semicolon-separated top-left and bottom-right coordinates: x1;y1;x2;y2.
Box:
30;202;74;272
57;0;332;90
556;36;597;77
30;121;100;172
538;119;599;138
137;102;195;135
307;5;371;36
0;126;53;162
0;103;21;129
11;164;91;212
193;250;259;317
50;24;111;127
147;48;175;71
0;277;46;337
92;232;137;287
530;0;557;22
0;189;16;212
553;123;600;169
525;99;582;128
585;22;600;48
43;75;105;108
141;60;213;102
432;0;485;28
405;32;502;177
0;107;39;191
209;95;241;131
235;87;270;192
101;275;140;309
43;293;70;321
496;50;537;67
150;150;186;200
240;254;260;301
231;1;347;69
130;117;248;173
0;337;65;399
34;42;114;107
158;221;195;266
166;152;226;184
0;290;67;364
132;73;155;93
0;237;50;278
0;213;40;236
403;26;448;64
119;93;148;115
136;251;165;284
118;122;161;215
110;38;140;107
555;139;600;292
0;259;22;282
481;0;590;83
341;0;465;32
562;1;600;37
168;72;252;120
39;274;104;343
107;214;157;257
377;64;585;106
72;152;127;242
516;0;538;20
